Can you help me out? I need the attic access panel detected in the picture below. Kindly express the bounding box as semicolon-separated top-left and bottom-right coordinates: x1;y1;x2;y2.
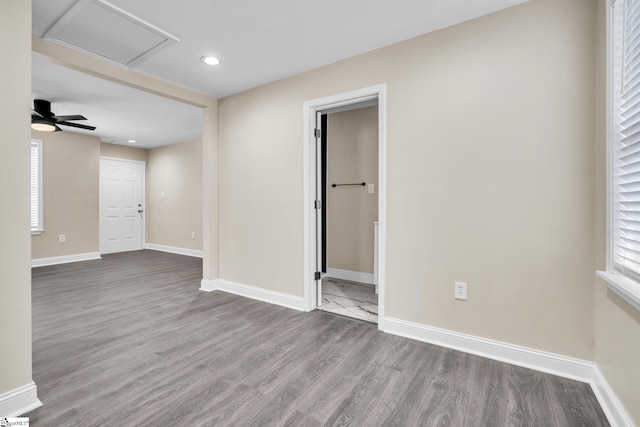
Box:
43;0;179;68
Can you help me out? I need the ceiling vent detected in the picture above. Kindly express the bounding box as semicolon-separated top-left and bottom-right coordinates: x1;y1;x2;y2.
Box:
43;0;179;69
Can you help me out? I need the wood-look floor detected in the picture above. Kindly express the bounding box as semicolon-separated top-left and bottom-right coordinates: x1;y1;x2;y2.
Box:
27;250;609;426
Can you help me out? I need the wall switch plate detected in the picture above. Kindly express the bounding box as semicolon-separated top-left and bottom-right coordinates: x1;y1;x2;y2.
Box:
368;184;375;193
59;234;66;243
161;191;165;198
454;281;467;300
191;231;196;240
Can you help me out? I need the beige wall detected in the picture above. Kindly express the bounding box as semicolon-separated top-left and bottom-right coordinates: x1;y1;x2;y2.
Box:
5;0;636;421
0;0;33;397
32;138;201;260
219;0;597;359
32;35;219;283
31;131;100;259
594;0;640;424
147;140;203;251
100;143;148;162
326;107;378;274
595;288;640;423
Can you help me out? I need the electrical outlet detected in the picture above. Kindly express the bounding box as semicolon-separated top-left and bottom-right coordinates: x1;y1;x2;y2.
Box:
191;231;196;240
59;234;66;243
368;184;375;194
454;281;467;300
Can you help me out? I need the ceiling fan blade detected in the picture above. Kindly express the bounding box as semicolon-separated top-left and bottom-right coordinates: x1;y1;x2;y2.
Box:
57;121;96;131
31;109;43;118
54;124;62;132
52;115;87;121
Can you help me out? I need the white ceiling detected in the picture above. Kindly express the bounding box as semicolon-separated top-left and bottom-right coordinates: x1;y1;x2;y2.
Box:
31;0;527;147
32;55;203;148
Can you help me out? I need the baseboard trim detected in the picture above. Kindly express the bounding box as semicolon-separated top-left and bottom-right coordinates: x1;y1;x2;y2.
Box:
197;284;634;425
326;268;375;285
382;316;594;383
199;279;220;292
200;278;305;311
0;382;42;417
145;244;203;258
31;252;101;268
591;366;636;427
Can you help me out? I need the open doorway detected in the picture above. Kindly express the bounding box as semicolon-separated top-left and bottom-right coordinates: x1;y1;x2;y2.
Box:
317;103;379;323
30;54;205;262
303;85;387;328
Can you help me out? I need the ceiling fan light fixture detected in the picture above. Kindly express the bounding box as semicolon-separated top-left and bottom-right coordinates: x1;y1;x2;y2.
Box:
31;100;96;132
31;119;56;132
201;55;220;66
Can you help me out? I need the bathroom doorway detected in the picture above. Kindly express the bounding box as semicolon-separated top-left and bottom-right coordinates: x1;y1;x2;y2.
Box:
303;84;387;327
318;104;379;323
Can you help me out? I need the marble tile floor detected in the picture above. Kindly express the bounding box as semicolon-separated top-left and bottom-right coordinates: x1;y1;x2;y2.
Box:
317;276;378;323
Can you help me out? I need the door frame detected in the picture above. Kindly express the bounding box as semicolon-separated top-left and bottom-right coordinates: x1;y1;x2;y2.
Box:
302;84;387;330
99;156;146;253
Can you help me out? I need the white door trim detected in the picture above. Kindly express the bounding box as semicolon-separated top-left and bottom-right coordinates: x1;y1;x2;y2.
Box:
302;84;387;330
99;156;146;253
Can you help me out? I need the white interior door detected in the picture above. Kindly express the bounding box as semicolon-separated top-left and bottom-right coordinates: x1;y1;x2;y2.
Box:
100;158;144;254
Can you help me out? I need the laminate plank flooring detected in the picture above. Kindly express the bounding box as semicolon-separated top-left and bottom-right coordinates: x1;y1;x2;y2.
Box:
27;250;610;426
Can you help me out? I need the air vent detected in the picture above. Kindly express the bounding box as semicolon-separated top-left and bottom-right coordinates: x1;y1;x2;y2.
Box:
43;0;179;69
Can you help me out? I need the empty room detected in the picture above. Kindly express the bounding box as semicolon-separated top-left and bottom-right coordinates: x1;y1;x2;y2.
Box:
1;0;639;426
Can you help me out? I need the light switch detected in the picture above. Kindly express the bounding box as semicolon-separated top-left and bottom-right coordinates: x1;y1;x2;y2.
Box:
161;192;165;198
368;184;375;194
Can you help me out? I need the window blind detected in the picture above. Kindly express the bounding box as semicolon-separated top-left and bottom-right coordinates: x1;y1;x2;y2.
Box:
615;0;640;277
30;141;41;231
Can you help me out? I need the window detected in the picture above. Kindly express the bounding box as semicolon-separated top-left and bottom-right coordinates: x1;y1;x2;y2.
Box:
599;0;640;311
31;139;43;234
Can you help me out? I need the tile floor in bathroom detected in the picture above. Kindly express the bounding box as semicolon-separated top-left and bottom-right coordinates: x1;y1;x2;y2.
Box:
317;276;378;323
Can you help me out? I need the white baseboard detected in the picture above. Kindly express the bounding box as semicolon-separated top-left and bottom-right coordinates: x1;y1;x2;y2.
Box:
199;279;220;292
591;366;636;427
196;278;635;426
384;316;636;426
200;278;305;311
31;252;101;268
326;267;375;285
0;382;41;417
382;316;594;383
145;244;203;258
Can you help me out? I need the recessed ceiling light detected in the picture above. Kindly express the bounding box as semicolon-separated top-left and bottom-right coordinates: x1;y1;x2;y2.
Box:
128;139;136;143
201;55;220;66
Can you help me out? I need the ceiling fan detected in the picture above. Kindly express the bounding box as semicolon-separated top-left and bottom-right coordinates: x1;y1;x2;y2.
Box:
31;99;96;132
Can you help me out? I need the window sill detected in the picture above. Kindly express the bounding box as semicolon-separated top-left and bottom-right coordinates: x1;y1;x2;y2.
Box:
596;271;640;312
31;229;43;236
